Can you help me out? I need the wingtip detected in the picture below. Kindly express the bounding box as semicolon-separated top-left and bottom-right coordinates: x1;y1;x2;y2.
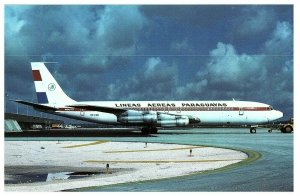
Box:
9;99;19;102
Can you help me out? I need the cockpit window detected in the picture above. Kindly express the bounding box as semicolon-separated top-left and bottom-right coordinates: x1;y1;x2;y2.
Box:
269;106;274;110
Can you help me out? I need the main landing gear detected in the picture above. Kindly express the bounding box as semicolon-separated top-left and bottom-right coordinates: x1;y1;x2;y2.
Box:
250;126;294;134
250;127;257;134
141;127;158;135
280;125;293;133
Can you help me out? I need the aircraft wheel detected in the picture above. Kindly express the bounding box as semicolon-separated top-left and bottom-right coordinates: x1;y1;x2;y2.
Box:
268;129;272;133
250;128;256;134
282;125;293;133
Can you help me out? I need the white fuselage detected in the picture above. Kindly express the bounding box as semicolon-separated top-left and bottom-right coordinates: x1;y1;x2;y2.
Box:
26;63;283;130
45;100;283;126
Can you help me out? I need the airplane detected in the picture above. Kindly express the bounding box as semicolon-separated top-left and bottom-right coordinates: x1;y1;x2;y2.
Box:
12;62;283;134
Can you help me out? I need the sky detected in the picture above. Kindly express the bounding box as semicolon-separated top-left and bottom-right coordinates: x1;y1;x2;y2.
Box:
4;5;293;120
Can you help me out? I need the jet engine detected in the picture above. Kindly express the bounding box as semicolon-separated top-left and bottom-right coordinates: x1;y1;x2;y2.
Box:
157;116;189;127
117;111;195;127
117;113;157;123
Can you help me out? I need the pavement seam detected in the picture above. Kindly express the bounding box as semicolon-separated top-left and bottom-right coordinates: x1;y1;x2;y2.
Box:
84;159;243;163
104;146;206;153
62;140;109;148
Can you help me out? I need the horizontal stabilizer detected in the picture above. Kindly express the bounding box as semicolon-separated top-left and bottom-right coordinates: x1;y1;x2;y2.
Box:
68;104;127;114
11;100;57;111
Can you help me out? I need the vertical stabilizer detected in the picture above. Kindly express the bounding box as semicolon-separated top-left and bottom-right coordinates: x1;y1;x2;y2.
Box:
31;62;76;105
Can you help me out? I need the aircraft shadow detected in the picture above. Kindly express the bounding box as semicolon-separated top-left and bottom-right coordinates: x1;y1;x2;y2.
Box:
5;129;157;137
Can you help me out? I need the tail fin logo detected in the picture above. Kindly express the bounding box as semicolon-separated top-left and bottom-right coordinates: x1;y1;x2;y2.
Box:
48;83;56;91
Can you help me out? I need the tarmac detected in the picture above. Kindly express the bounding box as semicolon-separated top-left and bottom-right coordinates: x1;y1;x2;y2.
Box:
4;140;247;191
4;127;293;192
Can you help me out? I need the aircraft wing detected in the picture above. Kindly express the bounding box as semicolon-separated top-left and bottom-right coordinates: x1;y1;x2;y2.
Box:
68;104;200;124
68;104;128;115
11;100;57;111
69;104;190;116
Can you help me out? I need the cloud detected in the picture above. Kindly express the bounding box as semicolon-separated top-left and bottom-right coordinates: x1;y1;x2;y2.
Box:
4;5;293;118
206;42;265;90
140;5;231;27
5;6;30;56
105;57;178;100
96;6;145;51
264;21;293;55
175;20;293;116
170;38;189;52
174;42;265;99
5;5;147;105
235;7;276;37
176;79;208;99
5;5;146;67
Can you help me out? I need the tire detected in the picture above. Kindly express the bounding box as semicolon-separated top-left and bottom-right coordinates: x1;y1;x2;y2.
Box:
250;128;256;134
268;129;272;133
282;125;293;133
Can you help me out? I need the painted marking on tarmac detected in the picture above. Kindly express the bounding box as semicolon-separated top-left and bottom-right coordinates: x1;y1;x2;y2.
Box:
63;140;109;148
84;159;243;164
104;146;206;153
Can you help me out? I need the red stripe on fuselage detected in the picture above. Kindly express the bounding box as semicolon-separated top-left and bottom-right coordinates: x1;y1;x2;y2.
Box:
57;108;83;111
232;107;270;111
56;107;271;112
32;70;42;81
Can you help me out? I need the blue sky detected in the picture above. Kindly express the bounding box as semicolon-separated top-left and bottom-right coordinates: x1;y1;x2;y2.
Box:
4;5;293;120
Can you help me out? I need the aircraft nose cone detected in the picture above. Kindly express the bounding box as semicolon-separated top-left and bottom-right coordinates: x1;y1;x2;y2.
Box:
278;111;284;118
273;110;283;120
